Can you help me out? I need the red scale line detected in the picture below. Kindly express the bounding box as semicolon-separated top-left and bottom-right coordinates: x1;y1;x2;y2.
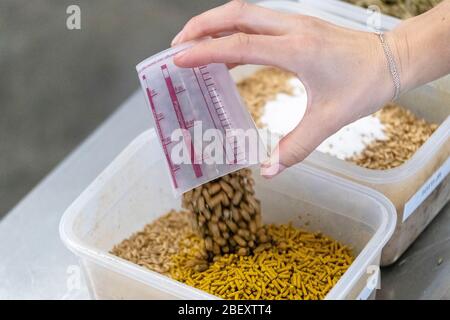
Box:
142;75;178;188
161;64;203;178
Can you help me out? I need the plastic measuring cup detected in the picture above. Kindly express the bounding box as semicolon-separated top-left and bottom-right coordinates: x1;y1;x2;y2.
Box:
136;41;264;196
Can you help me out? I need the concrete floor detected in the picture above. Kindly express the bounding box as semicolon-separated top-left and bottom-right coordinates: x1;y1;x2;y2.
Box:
0;0;225;217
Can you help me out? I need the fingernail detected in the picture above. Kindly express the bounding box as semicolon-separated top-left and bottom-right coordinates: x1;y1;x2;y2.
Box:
171;30;184;46
260;160;286;178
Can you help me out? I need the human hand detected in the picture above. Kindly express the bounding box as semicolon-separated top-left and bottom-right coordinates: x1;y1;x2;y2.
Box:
171;0;399;177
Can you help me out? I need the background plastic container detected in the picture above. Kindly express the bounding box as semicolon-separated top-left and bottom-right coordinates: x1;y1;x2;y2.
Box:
60;129;396;300
237;0;450;266
137;41;262;197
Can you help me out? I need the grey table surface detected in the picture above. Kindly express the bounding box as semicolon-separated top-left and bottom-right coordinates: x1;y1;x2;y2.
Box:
0;90;449;300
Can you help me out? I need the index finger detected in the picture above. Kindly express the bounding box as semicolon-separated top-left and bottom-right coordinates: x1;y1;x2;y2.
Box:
172;0;298;45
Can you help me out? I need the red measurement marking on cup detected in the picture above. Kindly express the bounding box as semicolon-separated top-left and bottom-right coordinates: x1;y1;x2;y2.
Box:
142;75;179;188
161;64;203;178
199;66;243;164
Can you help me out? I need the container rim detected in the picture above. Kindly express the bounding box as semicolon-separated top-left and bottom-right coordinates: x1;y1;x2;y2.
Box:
60;129;396;300
136;39;207;75
304;118;449;184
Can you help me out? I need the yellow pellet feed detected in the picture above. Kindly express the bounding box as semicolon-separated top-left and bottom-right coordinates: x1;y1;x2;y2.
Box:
171;223;354;300
112;211;354;300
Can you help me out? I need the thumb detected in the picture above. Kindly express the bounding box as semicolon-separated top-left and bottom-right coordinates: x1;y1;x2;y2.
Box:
261;109;336;178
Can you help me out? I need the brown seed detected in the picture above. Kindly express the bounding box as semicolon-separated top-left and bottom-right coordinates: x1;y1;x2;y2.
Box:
231;206;241;222
240;208;252;222
257;228;266;238
246;194;259;212
183;190;193;203
198;214;206;224
219;180;234;199
232;190;243;206
192;187;202;203
209;193;223;208
202;188;211;204
254;243;271;253
221;246;230;254
218;221;227;232
229;177;241;191
249;220;257;233
198;196;206;211
201;208;211;220
244;184;254;194
225;219;238;233
208;183;222;196
254;214;262;228
278;241;288;251
222;231;230;239
237;228;250;240
258;234;269;243
237;247;248;256
214;237;227;246
238;221;247;229
205;237;213;251
213;243;221;255
194;264;208;272
213;203;222;217
208;222;220;238
241;201;255;215
221;191;230;206
233;235;247;247
211;215;219;223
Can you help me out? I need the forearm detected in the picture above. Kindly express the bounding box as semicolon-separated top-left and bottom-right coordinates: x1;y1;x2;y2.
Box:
389;0;450;93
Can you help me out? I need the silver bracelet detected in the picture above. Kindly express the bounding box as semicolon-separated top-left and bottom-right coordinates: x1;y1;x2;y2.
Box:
376;32;401;101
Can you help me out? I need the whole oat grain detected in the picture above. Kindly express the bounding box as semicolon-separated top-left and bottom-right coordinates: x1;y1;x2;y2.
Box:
350;103;438;169
110;209;207;274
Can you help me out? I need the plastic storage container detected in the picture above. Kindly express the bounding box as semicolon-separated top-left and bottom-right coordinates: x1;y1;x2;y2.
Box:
60;129;396;300
238;0;450;266
137;41;263;197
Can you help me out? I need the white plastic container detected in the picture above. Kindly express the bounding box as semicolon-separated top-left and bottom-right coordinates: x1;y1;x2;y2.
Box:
60;129;396;300
136;41;263;197
247;0;450;266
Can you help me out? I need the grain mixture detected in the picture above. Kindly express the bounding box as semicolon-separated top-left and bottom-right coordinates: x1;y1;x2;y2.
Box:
343;0;442;19
111;210;354;300
111;209;198;275
238;67;439;170
182;169;270;259
350;103;438;169
237;68;296;127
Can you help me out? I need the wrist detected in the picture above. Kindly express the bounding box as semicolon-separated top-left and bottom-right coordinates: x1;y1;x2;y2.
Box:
385;28;412;94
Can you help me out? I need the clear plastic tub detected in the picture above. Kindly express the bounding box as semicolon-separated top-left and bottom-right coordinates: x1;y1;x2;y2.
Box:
60;129;396;300
249;0;450;266
136;41;262;197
